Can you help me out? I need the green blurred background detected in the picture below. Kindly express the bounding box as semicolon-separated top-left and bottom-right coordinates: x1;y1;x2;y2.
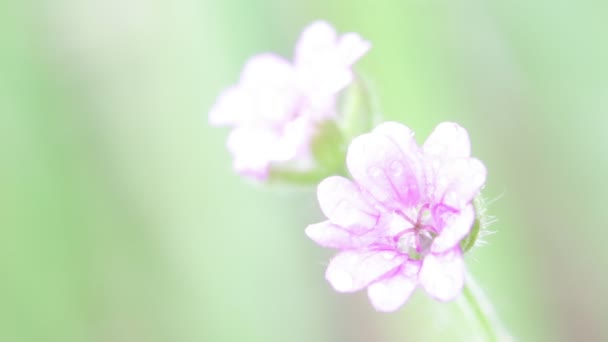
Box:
2;0;607;341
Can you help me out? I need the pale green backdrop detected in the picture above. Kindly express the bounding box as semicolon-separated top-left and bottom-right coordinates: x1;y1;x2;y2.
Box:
1;0;607;341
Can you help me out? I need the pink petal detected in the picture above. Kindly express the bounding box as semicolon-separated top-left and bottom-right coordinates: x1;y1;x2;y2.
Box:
210;54;297;127
372;121;419;152
241;53;294;88
431;204;475;253
208;86;254;126
295;21;356;96
295;21;338;66
346;122;424;208
305;220;374;249
337;33;371;66
305;221;353;249
317;176;379;229
240;54;301;123
297;63;352;99
419;248;465;301
277;116;314;162
228;121;311;176
426;157;487;209
227;126;281;178
325;250;405;293
299;96;336;121
423;122;471;158
367;262;420;312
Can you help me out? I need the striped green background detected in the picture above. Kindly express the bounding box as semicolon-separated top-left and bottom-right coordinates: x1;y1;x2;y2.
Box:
1;0;607;341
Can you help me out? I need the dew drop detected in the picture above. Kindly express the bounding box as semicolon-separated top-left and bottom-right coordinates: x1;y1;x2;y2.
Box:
368;166;383;179
390;161;404;176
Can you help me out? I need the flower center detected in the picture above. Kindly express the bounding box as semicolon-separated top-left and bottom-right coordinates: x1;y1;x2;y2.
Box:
392;206;436;260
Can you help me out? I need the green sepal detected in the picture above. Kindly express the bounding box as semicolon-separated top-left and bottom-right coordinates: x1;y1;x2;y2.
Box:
339;74;376;141
461;216;481;253
460;196;484;253
266;73;378;187
267;167;329;186
267;120;348;186
310;120;348;175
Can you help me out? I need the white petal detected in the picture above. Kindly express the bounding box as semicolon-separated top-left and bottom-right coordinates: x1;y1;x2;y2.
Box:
317;176;378;229
426;157;487;209
432;204;475;253
239;54;300;122
227;126;280;177
325;250;404;293
337;32;371;66
346;122;424;209
372;122;418;155
423;122;471;158
241;53;294;88
367;262;420;312
295;21;337;66
419;248;465;301
295;22;355;96
208;86;255;126
305;221;368;249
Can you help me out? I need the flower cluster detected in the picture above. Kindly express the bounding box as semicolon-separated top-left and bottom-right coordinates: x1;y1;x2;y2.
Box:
306;122;486;311
209;21;488;312
209;21;370;180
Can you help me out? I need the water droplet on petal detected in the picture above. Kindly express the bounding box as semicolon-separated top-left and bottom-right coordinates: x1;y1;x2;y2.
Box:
368;166;383;179
390;161;404;176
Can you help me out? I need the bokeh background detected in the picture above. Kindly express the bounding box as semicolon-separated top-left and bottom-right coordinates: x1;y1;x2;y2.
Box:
2;0;607;341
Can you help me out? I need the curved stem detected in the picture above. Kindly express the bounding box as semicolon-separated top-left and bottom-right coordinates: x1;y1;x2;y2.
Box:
458;271;512;341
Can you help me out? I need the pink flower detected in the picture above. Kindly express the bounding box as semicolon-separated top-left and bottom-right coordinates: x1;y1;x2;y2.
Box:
306;122;487;311
209;21;370;180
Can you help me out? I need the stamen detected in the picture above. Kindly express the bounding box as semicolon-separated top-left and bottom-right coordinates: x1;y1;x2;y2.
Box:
395;209;416;226
416;203;431;225
393;228;416;242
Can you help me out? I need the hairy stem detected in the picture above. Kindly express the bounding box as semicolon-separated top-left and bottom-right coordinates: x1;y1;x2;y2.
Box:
458;271;512;341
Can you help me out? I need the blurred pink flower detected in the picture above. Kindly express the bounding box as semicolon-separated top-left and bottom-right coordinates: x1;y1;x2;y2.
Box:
306;122;486;311
209;21;370;180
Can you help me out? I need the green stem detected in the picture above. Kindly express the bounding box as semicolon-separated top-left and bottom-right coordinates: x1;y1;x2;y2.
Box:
458;271;512;342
